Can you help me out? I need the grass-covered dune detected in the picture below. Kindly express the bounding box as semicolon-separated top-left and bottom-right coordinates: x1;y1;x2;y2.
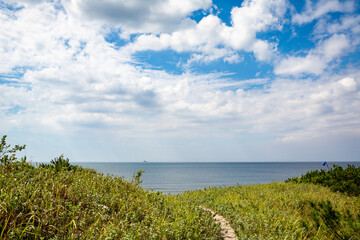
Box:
1;135;359;239
0;159;221;239
179;182;360;239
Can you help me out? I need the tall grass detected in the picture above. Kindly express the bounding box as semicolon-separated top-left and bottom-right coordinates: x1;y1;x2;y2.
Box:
0;161;221;239
179;183;360;239
0;134;221;239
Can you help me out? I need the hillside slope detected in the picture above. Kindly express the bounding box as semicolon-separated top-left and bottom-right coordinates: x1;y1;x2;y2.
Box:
179;182;360;239
0;160;221;239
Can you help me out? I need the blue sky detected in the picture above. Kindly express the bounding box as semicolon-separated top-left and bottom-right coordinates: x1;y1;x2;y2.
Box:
0;0;359;162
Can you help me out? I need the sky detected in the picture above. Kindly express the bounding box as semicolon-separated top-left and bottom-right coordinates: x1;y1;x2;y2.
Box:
0;0;359;162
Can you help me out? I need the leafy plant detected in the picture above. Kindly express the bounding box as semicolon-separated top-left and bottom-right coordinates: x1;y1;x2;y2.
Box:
132;169;145;186
286;164;360;196
0;135;26;165
39;154;80;172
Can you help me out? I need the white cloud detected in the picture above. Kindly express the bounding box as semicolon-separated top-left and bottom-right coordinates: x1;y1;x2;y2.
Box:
125;14;224;52
328;15;360;34
315;14;360;37
338;77;356;90
275;34;350;75
5;0;45;6
275;55;326;75
230;0;286;32
187;50;241;65
319;34;350;60
279;76;360;141
125;0;287;63
0;2;108;74
63;0;212;34
292;0;354;25
252;40;275;61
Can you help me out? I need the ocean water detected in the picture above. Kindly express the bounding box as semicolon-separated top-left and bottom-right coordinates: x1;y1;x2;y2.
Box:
76;162;360;195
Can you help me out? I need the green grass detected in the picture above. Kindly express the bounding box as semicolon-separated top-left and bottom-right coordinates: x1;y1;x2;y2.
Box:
179;183;360;239
0;161;221;239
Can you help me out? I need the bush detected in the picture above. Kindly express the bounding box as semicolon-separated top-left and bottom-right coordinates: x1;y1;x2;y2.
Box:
286;164;360;196
0;135;26;165
39;154;80;172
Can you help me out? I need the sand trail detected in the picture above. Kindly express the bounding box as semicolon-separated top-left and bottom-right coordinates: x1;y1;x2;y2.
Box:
202;206;238;240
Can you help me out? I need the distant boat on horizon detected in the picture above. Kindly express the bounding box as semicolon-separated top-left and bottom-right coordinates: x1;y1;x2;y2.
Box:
143;161;148;163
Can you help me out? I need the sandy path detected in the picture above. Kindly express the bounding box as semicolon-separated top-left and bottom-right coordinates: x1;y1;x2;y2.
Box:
202;206;238;240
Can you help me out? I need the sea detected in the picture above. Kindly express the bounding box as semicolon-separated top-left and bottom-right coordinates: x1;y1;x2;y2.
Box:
74;162;360;195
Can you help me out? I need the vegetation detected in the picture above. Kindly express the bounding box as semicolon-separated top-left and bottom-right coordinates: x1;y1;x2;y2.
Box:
39;154;82;172
0;136;221;239
0;135;26;165
1;135;359;239
286;164;360;196
179;183;360;239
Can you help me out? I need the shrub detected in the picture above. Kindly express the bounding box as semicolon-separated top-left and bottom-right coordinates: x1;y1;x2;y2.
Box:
39;154;80;172
286;164;360;196
0;135;26;165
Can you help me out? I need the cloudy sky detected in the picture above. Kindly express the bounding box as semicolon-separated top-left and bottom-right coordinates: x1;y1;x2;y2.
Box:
1;0;359;162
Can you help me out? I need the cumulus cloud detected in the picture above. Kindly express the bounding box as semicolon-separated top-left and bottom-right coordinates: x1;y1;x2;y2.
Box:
278;2;360;76
0;1;107;74
125;0;287;63
275;34;350;75
292;0;355;25
63;0;212;34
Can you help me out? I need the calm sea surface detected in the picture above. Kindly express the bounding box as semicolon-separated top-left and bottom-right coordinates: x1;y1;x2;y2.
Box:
75;162;360;194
